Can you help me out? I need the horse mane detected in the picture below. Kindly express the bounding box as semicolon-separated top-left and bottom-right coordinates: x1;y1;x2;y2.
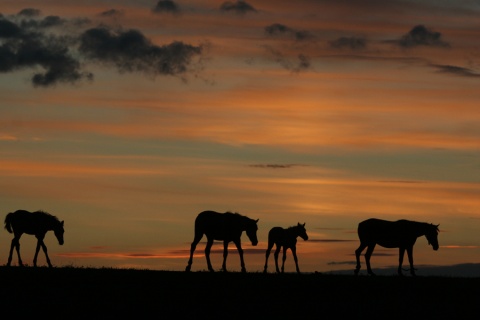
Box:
224;211;256;223
35;210;61;223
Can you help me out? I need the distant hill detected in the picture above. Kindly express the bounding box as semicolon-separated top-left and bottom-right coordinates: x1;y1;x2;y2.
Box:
325;263;480;277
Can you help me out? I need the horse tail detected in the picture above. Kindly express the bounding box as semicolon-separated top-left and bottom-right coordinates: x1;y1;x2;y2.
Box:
4;212;13;233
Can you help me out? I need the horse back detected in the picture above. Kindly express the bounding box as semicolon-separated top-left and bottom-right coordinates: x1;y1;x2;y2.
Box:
5;210;49;235
358;218;418;248
195;210;243;241
268;227;297;247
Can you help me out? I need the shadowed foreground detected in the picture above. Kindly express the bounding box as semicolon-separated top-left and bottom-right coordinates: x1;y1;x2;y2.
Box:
0;267;478;319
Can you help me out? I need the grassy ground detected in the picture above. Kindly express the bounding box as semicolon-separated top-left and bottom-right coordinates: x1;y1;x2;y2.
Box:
0;266;478;319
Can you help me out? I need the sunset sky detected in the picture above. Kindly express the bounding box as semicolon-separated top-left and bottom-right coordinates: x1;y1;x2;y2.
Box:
1;0;479;275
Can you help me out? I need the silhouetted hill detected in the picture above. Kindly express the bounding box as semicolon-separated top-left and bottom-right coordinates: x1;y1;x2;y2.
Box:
0;266;478;319
326;263;480;277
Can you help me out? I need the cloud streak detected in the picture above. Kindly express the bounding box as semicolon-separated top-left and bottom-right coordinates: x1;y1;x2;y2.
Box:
431;64;480;78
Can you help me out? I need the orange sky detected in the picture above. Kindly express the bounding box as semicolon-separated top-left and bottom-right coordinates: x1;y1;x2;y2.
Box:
0;0;479;275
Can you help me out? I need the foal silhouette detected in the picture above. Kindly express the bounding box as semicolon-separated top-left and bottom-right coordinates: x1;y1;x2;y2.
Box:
354;218;439;276
263;223;308;273
4;209;64;267
185;210;259;272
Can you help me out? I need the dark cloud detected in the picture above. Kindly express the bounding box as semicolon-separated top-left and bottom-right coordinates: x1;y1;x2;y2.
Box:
0;15;92;87
397;25;449;48
17;8;41;17
220;1;256;15
265;23;289;35
329;36;367;50
265;23;313;42
98;9;124;17
0;19;22;38
0;9;204;87
19;15;67;29
78;26;203;76
152;0;180;14
432;64;480;78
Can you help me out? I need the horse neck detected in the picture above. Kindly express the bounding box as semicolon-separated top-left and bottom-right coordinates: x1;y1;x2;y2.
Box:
44;217;59;231
287;227;301;238
238;216;251;230
411;221;430;237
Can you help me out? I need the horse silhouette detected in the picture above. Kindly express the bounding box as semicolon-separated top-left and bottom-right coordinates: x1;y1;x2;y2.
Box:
4;209;64;267
263;223;308;273
185;210;259;272
354;218;439;276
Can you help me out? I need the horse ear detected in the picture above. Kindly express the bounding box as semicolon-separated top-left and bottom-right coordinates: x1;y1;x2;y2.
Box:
255;219;259;223
303;222;306;227
61;220;64;226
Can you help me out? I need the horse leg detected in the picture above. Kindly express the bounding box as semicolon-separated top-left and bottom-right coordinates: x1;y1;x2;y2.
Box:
33;240;41;267
205;238;214;272
281;247;287;273
39;241;52;267
364;244;376;276
354;242;367;275
222;241;229;272
274;245;281;273
263;241;274;273
291;246;300;273
185;233;203;272
407;246;416;276
233;239;246;273
398;247;406;276
8;237;22;267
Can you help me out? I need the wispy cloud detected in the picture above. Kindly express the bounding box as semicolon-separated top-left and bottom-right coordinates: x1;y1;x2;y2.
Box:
264;46;311;72
264;23;313;42
431;64;480;78
329;36;367;50
249;164;306;169
98;9;124;18
327;261;356;265
442;245;480;249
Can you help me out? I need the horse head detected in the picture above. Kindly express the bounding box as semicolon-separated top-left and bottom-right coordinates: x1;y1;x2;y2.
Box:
245;218;259;246
425;223;439;251
54;220;65;245
297;222;309;241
